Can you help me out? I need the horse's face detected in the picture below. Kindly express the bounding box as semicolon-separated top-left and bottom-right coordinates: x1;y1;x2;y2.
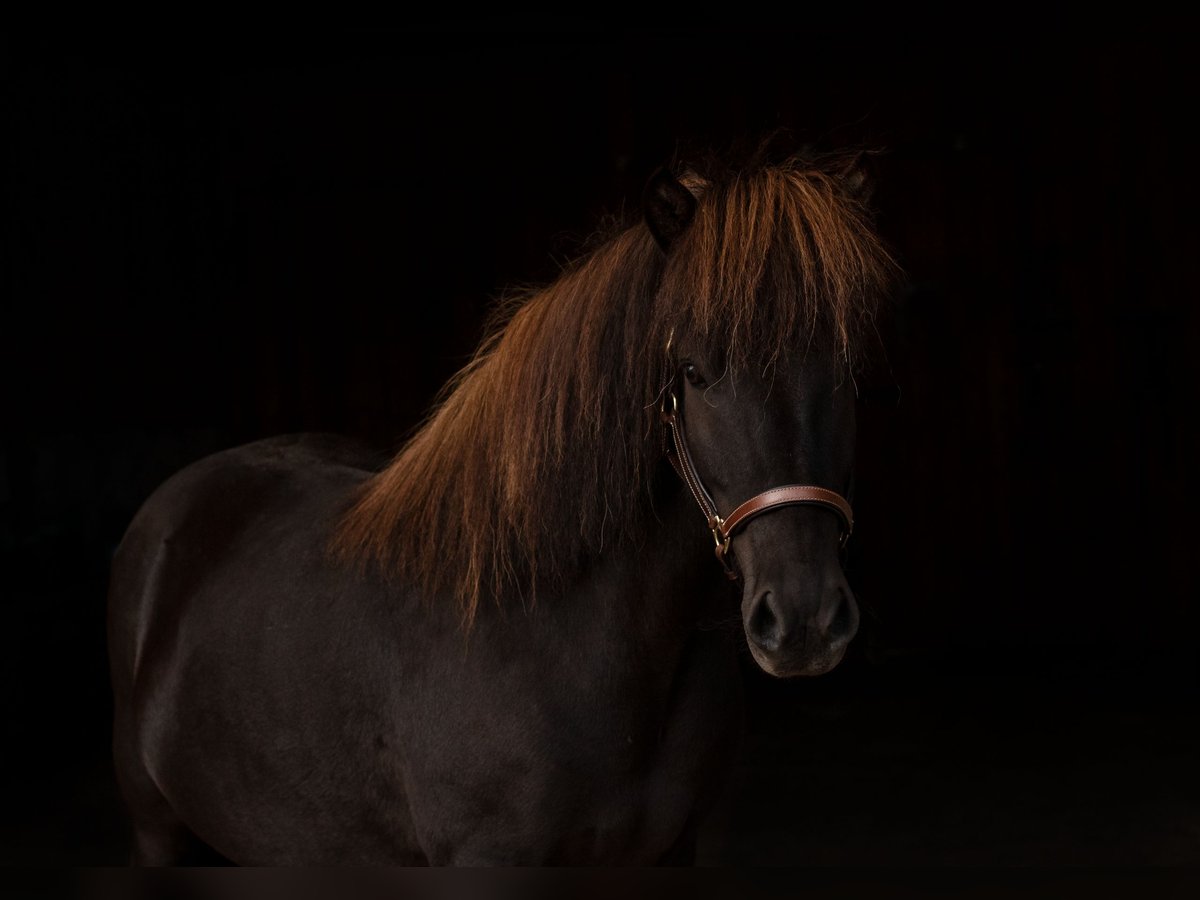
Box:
674;348;858;677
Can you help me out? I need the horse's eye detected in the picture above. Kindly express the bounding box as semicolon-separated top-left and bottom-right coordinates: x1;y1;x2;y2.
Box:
683;363;707;387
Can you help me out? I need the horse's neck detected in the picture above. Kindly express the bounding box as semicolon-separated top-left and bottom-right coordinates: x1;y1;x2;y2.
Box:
572;467;738;643
391;466;739;733
545;472;741;725
401;464;737;682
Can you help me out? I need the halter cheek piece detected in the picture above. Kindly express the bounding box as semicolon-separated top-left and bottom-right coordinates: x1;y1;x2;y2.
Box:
660;370;854;580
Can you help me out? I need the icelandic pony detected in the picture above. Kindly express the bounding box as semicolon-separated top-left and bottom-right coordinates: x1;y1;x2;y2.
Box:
107;150;897;864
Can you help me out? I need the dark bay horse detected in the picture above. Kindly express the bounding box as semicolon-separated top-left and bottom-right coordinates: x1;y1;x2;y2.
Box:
107;149;897;865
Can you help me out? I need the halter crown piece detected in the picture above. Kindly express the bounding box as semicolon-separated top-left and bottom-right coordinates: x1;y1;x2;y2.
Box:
659;356;855;580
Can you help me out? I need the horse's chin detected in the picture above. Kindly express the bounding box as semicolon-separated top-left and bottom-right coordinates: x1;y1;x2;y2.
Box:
749;642;848;679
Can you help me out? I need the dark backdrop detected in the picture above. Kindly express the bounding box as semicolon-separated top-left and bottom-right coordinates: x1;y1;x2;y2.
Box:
3;24;1197;865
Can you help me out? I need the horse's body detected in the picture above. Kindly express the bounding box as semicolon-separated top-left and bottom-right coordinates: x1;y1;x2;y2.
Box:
109;434;740;864
108;148;896;864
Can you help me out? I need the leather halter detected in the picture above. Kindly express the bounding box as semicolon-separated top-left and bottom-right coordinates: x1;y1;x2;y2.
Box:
660;372;854;580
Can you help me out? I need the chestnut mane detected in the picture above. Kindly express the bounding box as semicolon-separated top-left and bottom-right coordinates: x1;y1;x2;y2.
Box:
333;150;898;622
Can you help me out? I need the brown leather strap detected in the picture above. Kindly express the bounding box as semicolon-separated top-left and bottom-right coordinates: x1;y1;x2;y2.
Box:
661;377;854;578
720;485;853;539
661;392;721;527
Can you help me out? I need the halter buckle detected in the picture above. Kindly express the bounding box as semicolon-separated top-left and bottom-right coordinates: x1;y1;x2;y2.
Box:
709;516;736;579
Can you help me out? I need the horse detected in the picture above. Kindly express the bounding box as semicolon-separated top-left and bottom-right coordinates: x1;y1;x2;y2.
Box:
106;147;898;865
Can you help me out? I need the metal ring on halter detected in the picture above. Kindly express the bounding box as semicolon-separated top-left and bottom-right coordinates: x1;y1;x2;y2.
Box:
660;390;678;422
705;518;724;554
709;516;736;578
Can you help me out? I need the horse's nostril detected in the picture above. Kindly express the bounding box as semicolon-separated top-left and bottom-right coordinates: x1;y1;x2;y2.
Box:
826;588;858;642
749;592;784;653
830;600;859;643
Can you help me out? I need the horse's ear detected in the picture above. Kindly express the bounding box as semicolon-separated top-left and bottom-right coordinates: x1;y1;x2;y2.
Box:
643;167;697;252
838;151;878;205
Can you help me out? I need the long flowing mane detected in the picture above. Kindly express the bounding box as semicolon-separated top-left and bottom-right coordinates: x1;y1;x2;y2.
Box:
333;149;899;622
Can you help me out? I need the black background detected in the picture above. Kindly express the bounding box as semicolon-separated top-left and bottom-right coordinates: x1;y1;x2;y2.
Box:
3;23;1197;865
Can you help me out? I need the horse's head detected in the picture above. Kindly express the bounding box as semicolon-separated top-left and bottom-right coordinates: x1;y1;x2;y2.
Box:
665;348;858;677
645;155;889;678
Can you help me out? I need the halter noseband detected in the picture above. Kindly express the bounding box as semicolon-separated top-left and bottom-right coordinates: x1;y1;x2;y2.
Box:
660;370;854;580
